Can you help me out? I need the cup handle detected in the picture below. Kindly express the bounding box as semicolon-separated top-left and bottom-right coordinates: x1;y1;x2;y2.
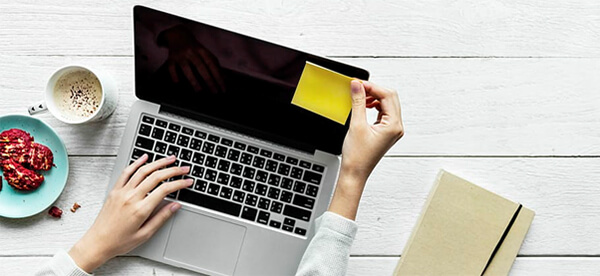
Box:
28;101;48;115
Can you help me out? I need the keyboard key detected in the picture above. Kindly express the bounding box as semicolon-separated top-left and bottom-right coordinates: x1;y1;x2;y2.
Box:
255;170;268;183
243;167;256;179
257;211;270;224
154;141;167;154
167;145;180;157
138;124;152;136
240;153;253;165
241;206;257;221
221;138;233;146
176;135;190;147
208;134;220;143
220;186;233;199
227;149;240;162
167;191;178;199
265;160;278;172
234;142;246;150
269;220;281;229
217;159;231;172
273;153;285;161
245;194;258;206
280;191;293;203
155;119;168;128
255;183;268;196
194;180;207;192
270;201;283;213
258;197;271;210
312;164;324;172
217;172;230;185
168;123;181;132
192;166;205;178
178;189;241;217
247;145;259;154
277;164;290;176
207;183;220;195
151;128;164;140
303;171;322;185
154;154;165;162
202;142;215;154
293;194;315;209
230;163;243;175
291;167;303;179
284;218;296;226
232;190;245;203
194;130;207;139
286;157;298;165
259;149;272;158
204;169;217;182
205;156;218;168
215;145;228;158
142;116;155;124
182;127;194;135
135;136;154;151
192;152;205;165
293;181;306;193
180;149;192;161
242;180;255;193
283;205;311;221
299;161;311;169
294;228;307;236
230;176;243;188
165;131;177;143
132;148;153;161
306;185;319;197
282;225;293;232
267;187;280;200
180;162;191;169
190;138;202;151
252;156;265;169
267;174;281;186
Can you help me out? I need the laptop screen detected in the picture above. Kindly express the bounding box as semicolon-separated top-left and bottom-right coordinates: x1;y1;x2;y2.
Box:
133;6;369;155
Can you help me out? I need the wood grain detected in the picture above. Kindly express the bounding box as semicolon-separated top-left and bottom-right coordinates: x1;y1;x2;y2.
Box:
1;157;599;256
1;56;598;156
0;1;599;57
3;256;600;275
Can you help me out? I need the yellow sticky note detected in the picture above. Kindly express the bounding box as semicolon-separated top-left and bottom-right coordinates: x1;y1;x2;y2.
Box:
291;61;353;124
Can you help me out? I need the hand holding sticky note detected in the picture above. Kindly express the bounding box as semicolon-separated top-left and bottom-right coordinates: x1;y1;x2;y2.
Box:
291;62;354;125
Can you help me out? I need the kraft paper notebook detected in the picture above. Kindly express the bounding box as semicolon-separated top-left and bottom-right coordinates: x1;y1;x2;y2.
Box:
394;170;535;276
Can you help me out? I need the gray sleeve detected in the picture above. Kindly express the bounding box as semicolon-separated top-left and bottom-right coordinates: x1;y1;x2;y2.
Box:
34;250;93;276
295;211;358;276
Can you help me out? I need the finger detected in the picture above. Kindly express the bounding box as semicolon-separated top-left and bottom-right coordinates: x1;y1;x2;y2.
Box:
180;62;202;92
189;55;219;94
136;166;191;197
197;49;227;93
349;80;367;128
115;154;149;189
137;202;181;242
125;155;176;189
144;178;193;208
362;81;402;125
168;62;179;83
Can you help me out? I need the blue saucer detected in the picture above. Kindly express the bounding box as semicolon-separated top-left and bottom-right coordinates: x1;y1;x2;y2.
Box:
0;114;69;218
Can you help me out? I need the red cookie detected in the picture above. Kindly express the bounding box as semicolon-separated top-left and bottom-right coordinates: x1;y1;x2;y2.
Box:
18;143;54;171
1;158;45;191
0;129;33;145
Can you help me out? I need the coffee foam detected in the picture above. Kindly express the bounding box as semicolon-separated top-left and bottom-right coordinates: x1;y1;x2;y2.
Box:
53;69;102;121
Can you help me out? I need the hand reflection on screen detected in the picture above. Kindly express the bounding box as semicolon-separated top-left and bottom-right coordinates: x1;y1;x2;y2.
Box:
157;25;226;94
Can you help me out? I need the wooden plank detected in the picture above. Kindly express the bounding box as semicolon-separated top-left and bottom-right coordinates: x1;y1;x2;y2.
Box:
0;1;599;57
1;157;599;256
2;256;600;275
1;56;599;156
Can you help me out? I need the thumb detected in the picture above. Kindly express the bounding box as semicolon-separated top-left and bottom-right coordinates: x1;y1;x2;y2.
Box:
349;80;367;127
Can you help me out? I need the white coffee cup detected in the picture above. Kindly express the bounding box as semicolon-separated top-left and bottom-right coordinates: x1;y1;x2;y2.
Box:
28;65;118;124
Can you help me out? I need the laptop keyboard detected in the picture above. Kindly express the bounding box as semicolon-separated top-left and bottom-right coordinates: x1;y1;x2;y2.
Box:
129;114;325;237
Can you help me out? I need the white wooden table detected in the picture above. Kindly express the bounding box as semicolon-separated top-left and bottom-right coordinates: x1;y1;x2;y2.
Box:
1;1;599;275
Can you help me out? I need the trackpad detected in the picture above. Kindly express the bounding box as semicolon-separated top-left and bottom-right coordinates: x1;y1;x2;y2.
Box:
164;210;246;275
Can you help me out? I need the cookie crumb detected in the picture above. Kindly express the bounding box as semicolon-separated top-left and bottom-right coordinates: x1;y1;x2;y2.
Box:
48;206;62;218
70;202;81;213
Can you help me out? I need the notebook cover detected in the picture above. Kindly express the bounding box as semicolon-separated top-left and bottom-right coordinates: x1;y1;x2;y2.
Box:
393;170;534;276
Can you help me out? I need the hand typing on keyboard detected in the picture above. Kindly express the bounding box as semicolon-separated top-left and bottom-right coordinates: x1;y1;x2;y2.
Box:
328;80;404;220
67;155;192;273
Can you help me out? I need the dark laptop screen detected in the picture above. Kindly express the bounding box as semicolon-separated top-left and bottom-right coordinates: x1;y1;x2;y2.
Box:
133;6;369;155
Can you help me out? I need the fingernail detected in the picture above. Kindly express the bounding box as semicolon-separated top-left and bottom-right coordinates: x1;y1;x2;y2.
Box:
181;166;191;172
167;155;176;160
350;80;361;93
139;154;148;160
186;178;194;185
170;203;181;212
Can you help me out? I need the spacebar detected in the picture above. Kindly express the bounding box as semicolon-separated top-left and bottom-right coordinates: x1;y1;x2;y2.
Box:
178;189;242;217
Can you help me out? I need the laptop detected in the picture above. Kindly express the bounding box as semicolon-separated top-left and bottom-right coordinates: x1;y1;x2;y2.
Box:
107;5;369;276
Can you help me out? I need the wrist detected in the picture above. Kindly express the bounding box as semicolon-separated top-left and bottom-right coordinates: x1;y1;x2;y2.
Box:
68;232;111;273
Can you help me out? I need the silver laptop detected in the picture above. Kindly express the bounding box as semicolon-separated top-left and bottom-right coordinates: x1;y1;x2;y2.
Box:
107;6;369;275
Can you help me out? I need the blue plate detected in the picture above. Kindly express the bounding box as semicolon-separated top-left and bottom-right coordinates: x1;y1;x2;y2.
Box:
0;114;69;218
